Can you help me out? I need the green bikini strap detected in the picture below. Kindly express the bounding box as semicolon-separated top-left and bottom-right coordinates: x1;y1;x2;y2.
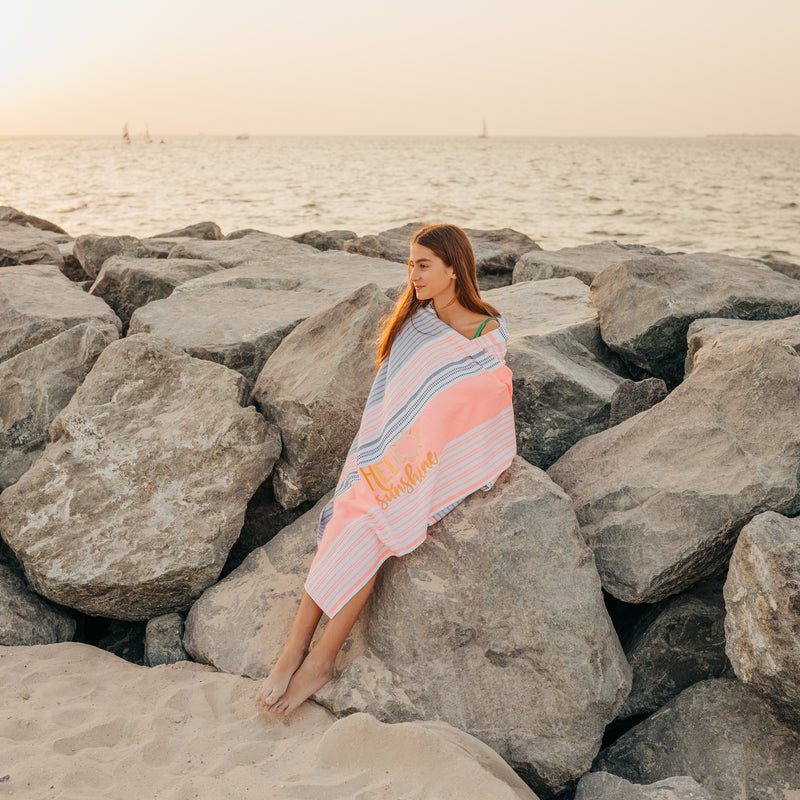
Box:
472;317;497;339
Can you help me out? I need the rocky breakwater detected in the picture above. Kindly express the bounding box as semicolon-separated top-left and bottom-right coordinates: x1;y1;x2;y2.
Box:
344;222;541;289
3;206;800;799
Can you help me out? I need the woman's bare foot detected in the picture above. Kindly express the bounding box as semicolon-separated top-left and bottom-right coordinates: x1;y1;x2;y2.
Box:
258;644;307;711
271;650;335;715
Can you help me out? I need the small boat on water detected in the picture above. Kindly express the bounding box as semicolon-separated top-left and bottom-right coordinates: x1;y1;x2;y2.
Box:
122;123;131;144
144;125;153;144
478;118;488;138
235;133;249;140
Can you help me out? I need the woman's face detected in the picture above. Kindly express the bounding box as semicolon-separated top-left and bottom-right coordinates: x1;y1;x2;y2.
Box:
409;243;456;302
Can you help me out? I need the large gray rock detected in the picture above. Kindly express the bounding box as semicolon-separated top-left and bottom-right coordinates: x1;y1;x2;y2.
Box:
594;679;800;800
0;222;65;269
617;580;731;721
252;283;394;509
91;255;223;328
0;543;75;645
128;286;335;385
291;229;358;251
761;255;800;282
173;265;300;293
0;334;281;620
724;511;800;729
342;221;429;262
186;458;631;797
344;222;540;288
144;613;189;666
0;206;68;235
221;480;314;577
685;314;800;377
74;234;153;278
484;278;625;468
514;242;666;286
575;772;711;800
57;240;91;282
0;264;121;364
171;249;407;298
149;221;223;240
590;252;800;385
168;231;317;266
547;338;800;603
0;320;119;490
183;491;330;678
608;378;668;426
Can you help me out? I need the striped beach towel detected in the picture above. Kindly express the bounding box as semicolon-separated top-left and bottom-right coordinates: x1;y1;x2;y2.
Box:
305;304;517;618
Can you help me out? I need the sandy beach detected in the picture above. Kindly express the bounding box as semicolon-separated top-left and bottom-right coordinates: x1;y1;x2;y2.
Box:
0;642;535;800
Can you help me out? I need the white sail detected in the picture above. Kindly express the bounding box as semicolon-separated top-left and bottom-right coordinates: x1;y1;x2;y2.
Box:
122;123;131;144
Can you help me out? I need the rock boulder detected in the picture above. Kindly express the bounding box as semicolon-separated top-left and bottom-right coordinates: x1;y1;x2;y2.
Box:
617;580;731;721
252;283;394;509
0;264;121;364
0;222;65;269
575;772;711;800
128;286;335;385
149;221;223;240
685;314;800;377
91;255;223;328
608;378;668;426
724;511;800;729
168;231;317;266
548;338;800;603
58;241;91;282
0;206;68;235
594;679;800;800
144;613;189;666
291;229;358;251
590;252;800;386
74;234;154;278
514;241;665;286
171;249;407;298
485;278;625;468
0;320;119;490
0;334;281;620
0;542;76;645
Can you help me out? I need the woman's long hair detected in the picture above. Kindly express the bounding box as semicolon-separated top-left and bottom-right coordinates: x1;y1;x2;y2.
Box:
375;224;501;368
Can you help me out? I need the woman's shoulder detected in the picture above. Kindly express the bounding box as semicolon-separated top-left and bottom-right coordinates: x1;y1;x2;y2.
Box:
471;314;500;338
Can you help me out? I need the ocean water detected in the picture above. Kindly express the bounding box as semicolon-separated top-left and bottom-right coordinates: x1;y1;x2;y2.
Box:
1;135;797;260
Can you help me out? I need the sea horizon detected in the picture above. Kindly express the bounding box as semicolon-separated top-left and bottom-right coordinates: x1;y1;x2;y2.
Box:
2;134;798;260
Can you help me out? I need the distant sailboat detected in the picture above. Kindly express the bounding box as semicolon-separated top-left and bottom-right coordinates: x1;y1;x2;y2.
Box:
122;123;131;144
235;133;249;140
478;118;488;138
144;124;153;144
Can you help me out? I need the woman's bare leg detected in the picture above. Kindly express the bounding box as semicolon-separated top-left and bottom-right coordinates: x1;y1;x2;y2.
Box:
258;591;324;710
272;573;378;715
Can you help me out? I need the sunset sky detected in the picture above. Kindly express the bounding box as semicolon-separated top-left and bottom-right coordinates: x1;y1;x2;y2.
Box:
3;0;798;137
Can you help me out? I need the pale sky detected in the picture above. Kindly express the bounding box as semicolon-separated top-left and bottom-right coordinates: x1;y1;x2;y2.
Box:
3;0;798;137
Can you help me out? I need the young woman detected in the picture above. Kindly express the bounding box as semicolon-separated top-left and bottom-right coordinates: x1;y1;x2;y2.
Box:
258;223;517;714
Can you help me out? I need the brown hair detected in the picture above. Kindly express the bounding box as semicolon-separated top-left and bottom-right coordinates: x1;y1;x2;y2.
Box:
375;223;500;368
